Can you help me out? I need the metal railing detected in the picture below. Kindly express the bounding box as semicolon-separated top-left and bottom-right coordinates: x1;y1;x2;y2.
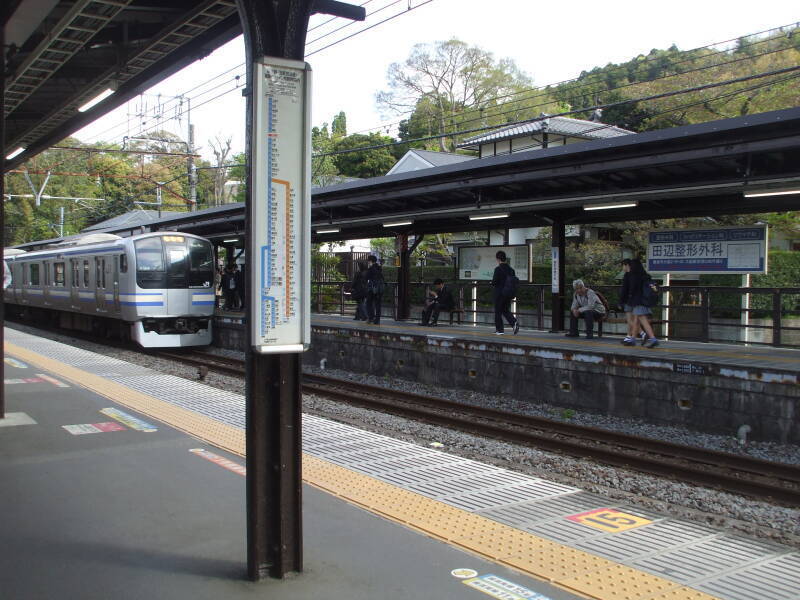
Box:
311;281;800;348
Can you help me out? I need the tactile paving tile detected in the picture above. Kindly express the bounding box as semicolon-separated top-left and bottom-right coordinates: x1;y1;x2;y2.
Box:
696;553;800;600
559;564;684;600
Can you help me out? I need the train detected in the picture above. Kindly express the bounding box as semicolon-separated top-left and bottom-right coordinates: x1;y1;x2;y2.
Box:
3;231;215;348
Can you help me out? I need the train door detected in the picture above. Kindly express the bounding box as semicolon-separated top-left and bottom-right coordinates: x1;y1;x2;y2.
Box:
70;258;80;309
112;254;121;313
95;256;107;312
43;260;51;306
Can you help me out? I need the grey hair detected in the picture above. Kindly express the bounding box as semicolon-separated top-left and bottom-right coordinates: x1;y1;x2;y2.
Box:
572;279;585;290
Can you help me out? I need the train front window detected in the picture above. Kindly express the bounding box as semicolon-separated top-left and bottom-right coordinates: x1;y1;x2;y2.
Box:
187;238;213;287
135;238;165;272
166;245;188;285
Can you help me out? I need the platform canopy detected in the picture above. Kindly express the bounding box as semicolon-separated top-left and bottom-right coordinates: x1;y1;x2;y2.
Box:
3;0;242;170
309;107;800;242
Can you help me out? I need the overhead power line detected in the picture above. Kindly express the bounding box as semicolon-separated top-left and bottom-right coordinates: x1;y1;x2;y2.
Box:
315;64;800;157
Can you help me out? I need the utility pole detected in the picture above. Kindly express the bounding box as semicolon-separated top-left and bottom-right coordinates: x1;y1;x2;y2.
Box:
186;96;197;211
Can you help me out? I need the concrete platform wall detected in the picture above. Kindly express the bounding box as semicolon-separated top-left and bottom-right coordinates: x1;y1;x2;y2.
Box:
304;325;800;444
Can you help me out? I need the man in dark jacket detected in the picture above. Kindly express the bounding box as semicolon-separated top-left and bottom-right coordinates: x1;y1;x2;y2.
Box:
491;250;520;335
421;278;455;326
220;265;237;310
350;261;368;321
365;255;384;325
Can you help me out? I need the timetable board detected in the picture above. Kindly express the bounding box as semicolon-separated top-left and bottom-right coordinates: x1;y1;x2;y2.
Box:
458;245;531;281
250;58;312;353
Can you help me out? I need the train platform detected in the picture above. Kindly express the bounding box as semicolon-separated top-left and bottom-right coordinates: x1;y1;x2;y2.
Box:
306;315;800;444
3;327;800;600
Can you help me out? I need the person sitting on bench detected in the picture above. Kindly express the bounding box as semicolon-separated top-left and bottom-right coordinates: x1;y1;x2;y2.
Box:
422;278;455;326
565;279;606;339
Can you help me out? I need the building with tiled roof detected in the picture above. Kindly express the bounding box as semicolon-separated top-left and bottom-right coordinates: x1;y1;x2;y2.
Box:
458;113;634;158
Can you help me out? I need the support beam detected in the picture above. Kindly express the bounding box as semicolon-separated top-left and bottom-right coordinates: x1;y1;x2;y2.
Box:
237;0;314;581
236;0;364;582
396;234;411;321
550;221;566;332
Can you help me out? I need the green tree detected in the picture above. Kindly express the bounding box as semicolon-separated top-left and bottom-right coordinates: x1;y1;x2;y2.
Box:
377;39;535;152
332;133;398;179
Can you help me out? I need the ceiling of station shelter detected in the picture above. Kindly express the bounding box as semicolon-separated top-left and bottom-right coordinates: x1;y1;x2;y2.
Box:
3;0;242;169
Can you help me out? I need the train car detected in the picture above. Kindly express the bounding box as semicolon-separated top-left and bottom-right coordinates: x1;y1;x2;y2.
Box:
4;232;215;347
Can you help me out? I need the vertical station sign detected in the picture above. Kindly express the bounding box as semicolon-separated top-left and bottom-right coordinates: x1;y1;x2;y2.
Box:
251;57;312;353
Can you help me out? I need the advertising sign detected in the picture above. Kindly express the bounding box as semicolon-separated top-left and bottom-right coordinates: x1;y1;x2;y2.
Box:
647;226;768;274
251;58;312;353
458;245;531;281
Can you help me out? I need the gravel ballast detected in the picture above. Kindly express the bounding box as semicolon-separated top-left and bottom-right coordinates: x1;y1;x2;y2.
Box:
8;323;800;548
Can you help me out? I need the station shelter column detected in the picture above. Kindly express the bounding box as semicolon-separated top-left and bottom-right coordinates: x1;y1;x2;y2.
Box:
235;0;364;582
551;221;566;331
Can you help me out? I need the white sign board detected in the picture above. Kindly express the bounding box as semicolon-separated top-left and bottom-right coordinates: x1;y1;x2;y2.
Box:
647;225;768;274
250;58;312;353
458;245;530;281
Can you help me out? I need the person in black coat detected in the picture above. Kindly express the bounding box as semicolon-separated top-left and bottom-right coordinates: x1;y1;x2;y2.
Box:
619;258;659;347
350;261;368;321
220;265;237;310
365;255;384;325
421;278;455;326
491;250;520;335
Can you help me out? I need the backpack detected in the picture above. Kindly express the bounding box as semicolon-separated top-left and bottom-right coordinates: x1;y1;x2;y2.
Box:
367;275;385;295
501;271;520;298
593;290;611;316
641;278;659;307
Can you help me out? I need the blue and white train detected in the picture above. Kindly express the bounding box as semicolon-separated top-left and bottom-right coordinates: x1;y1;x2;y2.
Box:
4;232;215;347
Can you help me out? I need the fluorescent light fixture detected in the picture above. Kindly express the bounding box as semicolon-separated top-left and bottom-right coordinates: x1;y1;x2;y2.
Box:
382;220;413;227
223;238;240;243
5;147;25;160
744;189;800;198
315;228;340;234
583;200;638;211
78;88;115;112
469;212;509;221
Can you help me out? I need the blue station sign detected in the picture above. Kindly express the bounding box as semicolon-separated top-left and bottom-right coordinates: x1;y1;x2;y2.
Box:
647;225;768;274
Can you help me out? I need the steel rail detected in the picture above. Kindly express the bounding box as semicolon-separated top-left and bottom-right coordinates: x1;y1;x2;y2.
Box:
159;352;800;506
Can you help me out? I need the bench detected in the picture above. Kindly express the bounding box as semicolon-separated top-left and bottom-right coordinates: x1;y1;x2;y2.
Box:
597;314;665;337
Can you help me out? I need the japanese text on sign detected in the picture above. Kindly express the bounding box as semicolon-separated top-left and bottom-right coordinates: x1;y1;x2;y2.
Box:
251;58;312;353
647;226;767;274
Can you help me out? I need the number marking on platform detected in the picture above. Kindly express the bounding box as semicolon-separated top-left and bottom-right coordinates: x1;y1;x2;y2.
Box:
566;508;652;532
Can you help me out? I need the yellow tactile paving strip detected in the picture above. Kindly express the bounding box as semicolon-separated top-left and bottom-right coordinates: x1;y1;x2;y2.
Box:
5;342;245;456
314;316;800;367
5;340;721;600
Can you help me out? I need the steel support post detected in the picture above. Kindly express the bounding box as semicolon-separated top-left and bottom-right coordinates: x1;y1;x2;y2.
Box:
1;9;7;420
551;221;566;332
397;234;411;320
236;0;364;581
237;0;313;580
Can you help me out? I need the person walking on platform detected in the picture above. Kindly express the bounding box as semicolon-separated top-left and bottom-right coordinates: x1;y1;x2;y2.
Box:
618;258;645;346
421;278;455;326
620;258;659;348
220;264;238;311
234;263;245;310
491;250;520;335
351;261;369;321
565;279;606;339
365;255;384;325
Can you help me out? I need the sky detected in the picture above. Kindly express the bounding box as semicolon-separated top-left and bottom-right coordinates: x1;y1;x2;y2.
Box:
75;0;800;162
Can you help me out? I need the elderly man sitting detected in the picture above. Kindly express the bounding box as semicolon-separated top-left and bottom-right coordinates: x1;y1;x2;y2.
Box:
565;279;606;339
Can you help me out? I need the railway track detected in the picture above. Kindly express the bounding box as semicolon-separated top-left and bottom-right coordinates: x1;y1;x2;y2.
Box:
161;350;800;506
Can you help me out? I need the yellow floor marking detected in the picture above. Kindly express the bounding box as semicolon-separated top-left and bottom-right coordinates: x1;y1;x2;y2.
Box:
5;340;722;600
5;342;245;457
314;316;800;366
